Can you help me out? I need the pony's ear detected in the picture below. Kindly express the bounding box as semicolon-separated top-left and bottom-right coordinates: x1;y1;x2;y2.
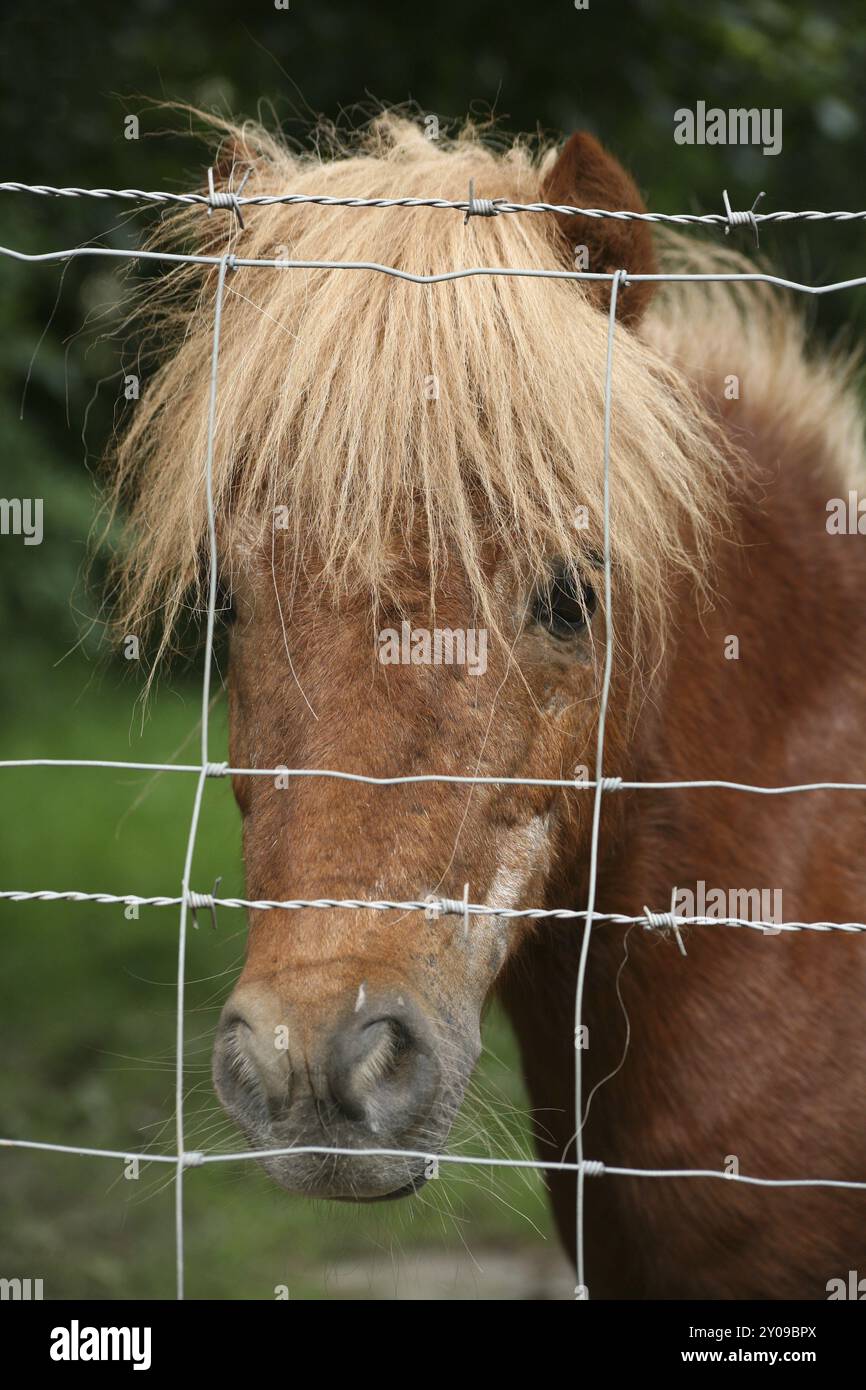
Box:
540;132;656;325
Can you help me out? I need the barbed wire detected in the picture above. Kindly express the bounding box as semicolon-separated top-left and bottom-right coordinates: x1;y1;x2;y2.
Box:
4;886;865;934
5;178;866;232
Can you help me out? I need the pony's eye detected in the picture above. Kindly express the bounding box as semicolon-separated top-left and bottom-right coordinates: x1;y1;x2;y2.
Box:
531;565;597;639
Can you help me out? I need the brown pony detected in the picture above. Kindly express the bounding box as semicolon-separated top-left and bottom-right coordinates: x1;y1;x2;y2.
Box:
113;115;866;1298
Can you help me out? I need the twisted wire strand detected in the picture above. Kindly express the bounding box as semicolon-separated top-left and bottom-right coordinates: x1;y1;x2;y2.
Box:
2;887;862;934
5;180;866;229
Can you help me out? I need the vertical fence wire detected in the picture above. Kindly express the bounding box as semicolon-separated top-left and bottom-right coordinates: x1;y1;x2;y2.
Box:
574;269;625;1298
173;253;230;1300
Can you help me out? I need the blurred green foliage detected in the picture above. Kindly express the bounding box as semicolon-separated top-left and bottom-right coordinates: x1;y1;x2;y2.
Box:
1;0;863;1297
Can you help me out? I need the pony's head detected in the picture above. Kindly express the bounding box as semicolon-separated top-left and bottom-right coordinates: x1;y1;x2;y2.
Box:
112;114;728;1199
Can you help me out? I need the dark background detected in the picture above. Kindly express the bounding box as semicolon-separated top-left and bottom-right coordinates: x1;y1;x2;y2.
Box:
1;0;863;1299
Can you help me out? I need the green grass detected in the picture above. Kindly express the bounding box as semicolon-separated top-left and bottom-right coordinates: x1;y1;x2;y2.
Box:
0;657;559;1299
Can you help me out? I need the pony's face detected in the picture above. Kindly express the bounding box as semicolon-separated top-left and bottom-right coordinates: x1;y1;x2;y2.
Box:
212;553;608;1198
199;124;670;1199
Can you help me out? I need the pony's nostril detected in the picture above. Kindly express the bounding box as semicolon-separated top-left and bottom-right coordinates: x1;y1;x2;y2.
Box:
328;1018;399;1123
213;1011;290;1126
326;1009;439;1133
357;1018;411;1087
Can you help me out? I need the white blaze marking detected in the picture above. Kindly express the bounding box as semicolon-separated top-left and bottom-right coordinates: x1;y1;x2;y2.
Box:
485;815;551;917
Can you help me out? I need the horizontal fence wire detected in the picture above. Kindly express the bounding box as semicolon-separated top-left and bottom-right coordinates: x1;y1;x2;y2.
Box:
2;1136;866;1190
3;178;866;1300
4;178;866;229
4;888;866;934
6;240;866;298
5;757;866;794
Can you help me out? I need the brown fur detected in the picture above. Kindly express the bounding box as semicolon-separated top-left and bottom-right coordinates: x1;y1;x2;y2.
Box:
113;114;866;1296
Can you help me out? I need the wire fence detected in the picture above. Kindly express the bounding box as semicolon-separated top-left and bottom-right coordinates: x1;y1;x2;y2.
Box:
3;177;866;1301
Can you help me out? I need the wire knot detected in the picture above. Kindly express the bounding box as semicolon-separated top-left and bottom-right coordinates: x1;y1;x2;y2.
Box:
204;761;229;777
425;894;465;920
181;1151;205;1169
643;906;688;956
599;775;623;792
186;878;222;931
187;891;214;910
425;885;474;934
581;1159;606;1177
722;189;765;248
206;165;251;230
464;178;501;224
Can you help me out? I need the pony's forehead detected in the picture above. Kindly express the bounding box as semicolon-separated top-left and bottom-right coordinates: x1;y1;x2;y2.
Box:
222;510;602;612
112;116;732;662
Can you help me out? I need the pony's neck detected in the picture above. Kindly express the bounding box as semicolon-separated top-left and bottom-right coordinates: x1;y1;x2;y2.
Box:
500;390;866;1276
603;380;866;922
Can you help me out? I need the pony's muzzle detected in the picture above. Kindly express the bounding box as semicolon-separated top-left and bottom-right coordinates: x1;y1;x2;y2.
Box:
212;985;444;1198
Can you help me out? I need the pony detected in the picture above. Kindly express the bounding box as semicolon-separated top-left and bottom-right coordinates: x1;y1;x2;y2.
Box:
111;113;866;1298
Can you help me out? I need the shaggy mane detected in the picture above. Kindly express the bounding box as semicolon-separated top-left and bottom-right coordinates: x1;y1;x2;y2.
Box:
107;112;849;666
